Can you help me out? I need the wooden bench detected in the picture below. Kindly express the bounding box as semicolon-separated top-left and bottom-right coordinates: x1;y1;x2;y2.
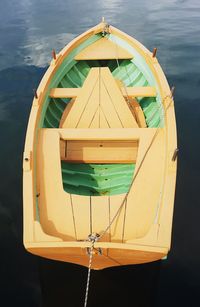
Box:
49;86;156;99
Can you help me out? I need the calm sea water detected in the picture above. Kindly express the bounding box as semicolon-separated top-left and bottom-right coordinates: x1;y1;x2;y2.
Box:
0;0;200;306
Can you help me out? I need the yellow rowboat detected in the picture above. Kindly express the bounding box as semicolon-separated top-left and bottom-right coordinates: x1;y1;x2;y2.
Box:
23;20;177;269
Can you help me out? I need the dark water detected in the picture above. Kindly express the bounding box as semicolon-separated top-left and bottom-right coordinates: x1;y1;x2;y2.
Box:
0;0;200;306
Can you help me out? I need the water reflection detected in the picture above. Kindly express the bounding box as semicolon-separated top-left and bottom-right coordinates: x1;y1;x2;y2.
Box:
39;259;161;307
22;32;76;66
0;64;45;306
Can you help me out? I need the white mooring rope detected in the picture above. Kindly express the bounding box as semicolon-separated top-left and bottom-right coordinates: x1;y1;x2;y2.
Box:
84;234;99;307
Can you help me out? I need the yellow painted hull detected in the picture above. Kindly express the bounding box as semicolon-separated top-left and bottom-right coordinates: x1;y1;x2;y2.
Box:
23;21;177;269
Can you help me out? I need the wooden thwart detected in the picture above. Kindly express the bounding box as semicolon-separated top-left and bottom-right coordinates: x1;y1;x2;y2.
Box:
50;88;80;98
121;86;156;97
54;127;153;140
60;139;138;163
50;86;156;98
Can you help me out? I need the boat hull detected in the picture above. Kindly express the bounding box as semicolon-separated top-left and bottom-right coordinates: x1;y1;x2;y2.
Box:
26;241;166;269
23;21;177;269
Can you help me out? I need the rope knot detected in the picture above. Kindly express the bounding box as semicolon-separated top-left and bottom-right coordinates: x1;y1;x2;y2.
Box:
87;233;100;243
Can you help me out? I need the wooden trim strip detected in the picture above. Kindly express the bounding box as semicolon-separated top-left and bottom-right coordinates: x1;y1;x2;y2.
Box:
49;86;156;99
121;86;156;97
49;127;157;140
50;88;80;98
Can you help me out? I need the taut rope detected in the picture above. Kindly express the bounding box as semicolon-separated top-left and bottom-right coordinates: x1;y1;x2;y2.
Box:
84;233;99;307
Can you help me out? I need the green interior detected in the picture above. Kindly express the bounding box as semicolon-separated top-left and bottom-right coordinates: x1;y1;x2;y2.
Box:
61;162;135;196
43;59;160;129
38;33;163;197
